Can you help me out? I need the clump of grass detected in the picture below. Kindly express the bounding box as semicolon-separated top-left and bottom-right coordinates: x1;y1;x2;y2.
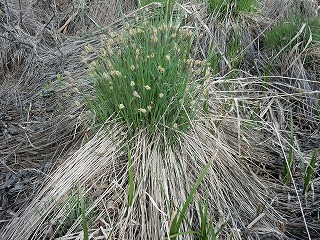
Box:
264;15;320;53
138;0;166;6
303;148;318;195
169;162;211;240
54;186;92;238
207;0;258;17
85;14;204;138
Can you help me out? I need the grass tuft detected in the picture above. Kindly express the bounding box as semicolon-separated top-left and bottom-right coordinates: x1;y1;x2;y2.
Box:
85;13;203;139
169;161;211;240
264;14;320;53
303;148;318;195
207;0;258;16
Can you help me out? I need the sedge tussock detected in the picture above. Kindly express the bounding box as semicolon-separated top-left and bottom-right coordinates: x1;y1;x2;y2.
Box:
1;1;320;239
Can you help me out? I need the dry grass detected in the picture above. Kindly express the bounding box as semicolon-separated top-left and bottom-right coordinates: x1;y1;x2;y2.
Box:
1;0;319;239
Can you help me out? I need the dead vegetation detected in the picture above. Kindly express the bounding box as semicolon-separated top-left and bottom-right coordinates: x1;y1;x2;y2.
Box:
0;0;319;239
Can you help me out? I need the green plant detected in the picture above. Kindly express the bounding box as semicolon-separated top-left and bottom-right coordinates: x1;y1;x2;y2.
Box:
196;196;221;240
207;50;221;76
264;15;320;53
303;148;318;195
226;26;246;78
79;187;89;240
169;162;211;239
207;0;258;17
139;0;166;6
86;13;202;139
43;80;54;95
54;187;93;238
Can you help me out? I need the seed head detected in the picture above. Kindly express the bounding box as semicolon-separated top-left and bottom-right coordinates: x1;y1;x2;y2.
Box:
165;55;171;61
133;91;141;98
130;81;135;87
129;28;135;36
186;59;193;65
143;85;151;90
147;105;152;111
103;72;110;80
107;60;114;70
110;70;122;77
84;44;93;53
194;60;202;66
138;108;147;113
157;66;165;73
173;123;178;129
130;65;135;71
152;36;158;44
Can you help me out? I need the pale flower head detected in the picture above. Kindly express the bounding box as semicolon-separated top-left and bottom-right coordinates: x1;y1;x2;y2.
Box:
147;105;152;111
130;81;135;87
194;60;202;66
133;91;141;98
186;58;193;65
119;104;125;109
152;36;158;44
159;93;164;98
110;70;122;77
157;66;165;73
103;72;110;80
138;108;147;113
84;44;94;53
173;123;178;129
129;28;135;36
143;85;151;90
130;65;135;71
165;55;171;61
163;24;167;31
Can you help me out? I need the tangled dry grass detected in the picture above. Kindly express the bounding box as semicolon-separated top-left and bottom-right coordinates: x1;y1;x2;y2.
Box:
0;0;319;239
